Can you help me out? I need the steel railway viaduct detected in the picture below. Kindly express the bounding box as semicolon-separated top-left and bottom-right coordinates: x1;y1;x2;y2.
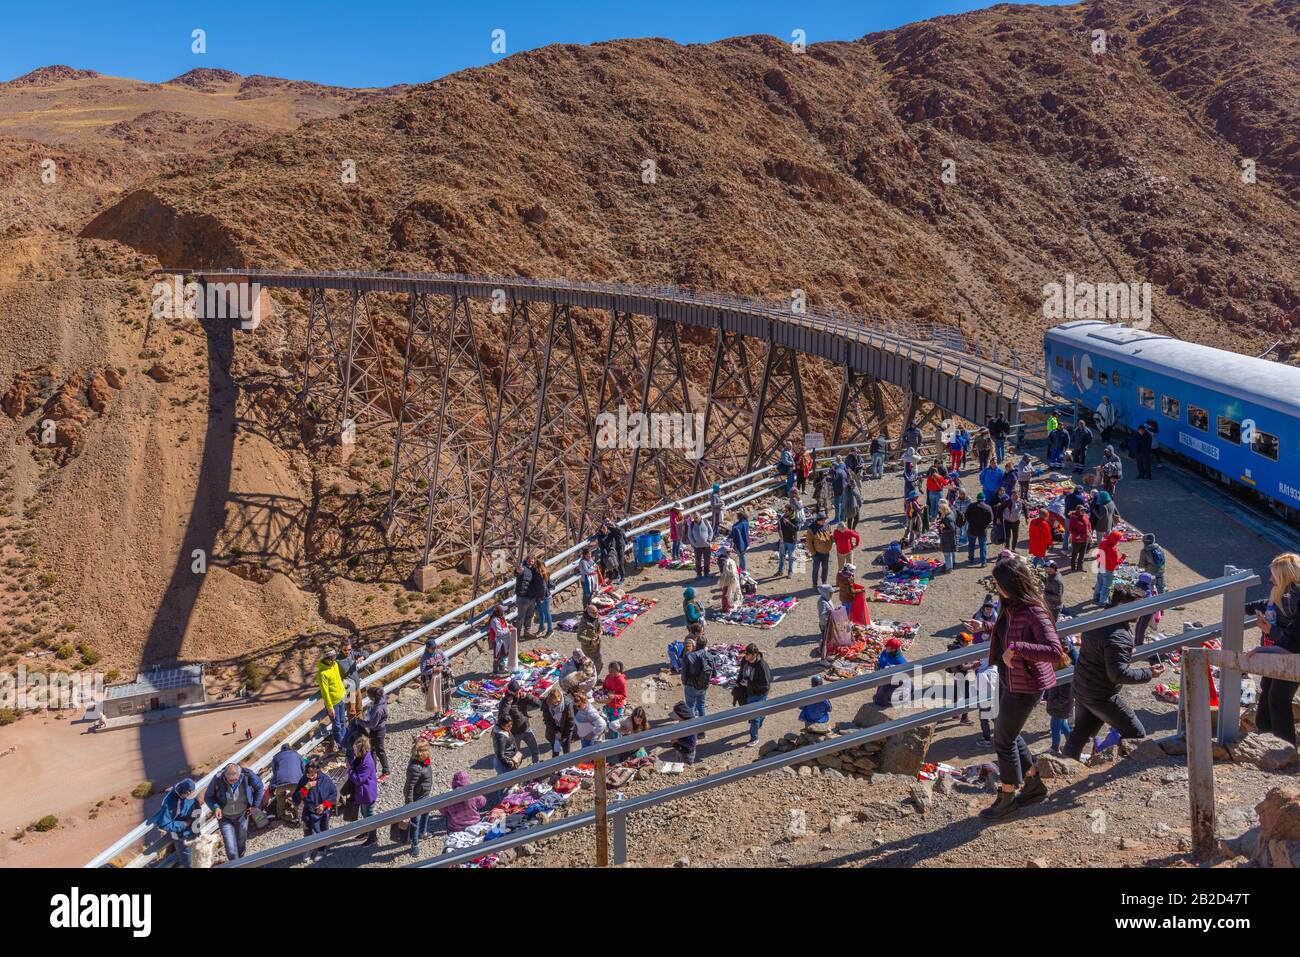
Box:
192;268;1051;592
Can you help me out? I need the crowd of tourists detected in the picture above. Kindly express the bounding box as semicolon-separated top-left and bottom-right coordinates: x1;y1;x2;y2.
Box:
148;410;1300;863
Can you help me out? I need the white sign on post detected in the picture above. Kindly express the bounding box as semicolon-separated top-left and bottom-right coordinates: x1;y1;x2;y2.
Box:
804;432;824;450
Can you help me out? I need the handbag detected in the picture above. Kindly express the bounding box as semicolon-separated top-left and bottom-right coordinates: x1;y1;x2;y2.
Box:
343;799;360;823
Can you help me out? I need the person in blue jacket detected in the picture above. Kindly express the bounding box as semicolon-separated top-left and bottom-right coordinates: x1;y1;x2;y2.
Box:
728;509;751;572
204;763;264;862
979;463;1003;503
873;637;909;706
293;759;340;864
797;675;832;727
150;778;200;867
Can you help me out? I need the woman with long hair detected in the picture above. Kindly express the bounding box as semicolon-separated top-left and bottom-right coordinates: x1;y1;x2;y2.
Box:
967;555;1065;820
1248;553;1300;745
533;558;554;637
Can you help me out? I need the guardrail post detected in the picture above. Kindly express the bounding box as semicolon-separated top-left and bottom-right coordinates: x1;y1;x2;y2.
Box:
594;755;609;866
612;808;628;865
1184;647;1216;859
1217;565;1246;745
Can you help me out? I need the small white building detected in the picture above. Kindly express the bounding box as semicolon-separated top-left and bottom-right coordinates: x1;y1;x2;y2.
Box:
101;665;206;719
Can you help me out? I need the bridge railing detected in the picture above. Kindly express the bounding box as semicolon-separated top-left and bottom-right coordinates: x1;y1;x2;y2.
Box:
88;440;871;867
190;268;1045;405
222;567;1259;869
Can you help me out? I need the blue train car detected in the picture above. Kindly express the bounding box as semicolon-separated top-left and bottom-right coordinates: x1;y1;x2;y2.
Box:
1043;320;1300;519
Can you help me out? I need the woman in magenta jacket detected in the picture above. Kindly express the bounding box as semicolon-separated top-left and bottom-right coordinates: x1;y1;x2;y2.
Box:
967;555;1065;820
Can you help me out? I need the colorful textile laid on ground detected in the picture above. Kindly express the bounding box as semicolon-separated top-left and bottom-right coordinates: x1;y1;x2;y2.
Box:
911;527;941;550
558;589;657;638
825;621;918;679
709;594;797;629
1111;561;1144;589
597;594;658;638
657;542;722;570
433;649;563;747
1114;521;1145;542
749;512;780;542
1149;637;1221;705
448;779;573;867
918;762;960;781
699;642;746;687
871;568;936;605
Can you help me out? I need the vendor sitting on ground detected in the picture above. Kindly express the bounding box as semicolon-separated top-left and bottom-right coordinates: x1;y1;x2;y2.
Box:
797;674;832;728
881;541;934;578
872;637;909;706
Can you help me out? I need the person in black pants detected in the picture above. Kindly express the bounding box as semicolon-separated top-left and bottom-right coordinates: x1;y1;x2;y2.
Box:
965;557;1064;821
358;686;391;780
1248;554;1300;745
1062;585;1165;759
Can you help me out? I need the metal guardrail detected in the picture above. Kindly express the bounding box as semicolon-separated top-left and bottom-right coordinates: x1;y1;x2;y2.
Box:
88;441;871;867
225;568;1259;869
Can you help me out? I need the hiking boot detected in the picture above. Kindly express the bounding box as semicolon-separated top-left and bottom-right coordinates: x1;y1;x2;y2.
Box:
979;789;1020;821
1016;773;1048;808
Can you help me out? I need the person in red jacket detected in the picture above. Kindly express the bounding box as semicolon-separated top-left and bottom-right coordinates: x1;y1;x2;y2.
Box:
848;580;871;627
833;523;860;571
1093;529;1126;606
967;555;1065;821
925;467;949;520
1067;506;1092;573
1027;511;1053;568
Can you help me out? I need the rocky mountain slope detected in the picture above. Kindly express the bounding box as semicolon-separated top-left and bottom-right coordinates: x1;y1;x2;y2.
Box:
0;65;395;236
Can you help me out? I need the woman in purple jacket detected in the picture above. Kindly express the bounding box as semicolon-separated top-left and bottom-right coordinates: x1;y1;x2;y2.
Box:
442;770;487;834
969;555;1065;821
347;736;380;847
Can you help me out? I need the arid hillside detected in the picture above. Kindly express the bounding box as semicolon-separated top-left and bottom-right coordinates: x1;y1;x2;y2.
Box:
0;65;396;236
84;0;1300;355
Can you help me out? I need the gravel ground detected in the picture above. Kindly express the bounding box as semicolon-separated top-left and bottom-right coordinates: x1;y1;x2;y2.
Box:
240;440;1284;868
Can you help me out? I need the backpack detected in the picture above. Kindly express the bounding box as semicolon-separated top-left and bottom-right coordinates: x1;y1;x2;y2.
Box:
667;641;686;672
1149;544;1166;568
683;651;712;689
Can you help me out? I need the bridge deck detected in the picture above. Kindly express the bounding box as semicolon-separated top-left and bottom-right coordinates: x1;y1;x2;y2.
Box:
190;268;1052;422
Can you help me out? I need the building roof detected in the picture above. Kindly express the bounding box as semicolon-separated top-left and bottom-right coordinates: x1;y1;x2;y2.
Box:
1045;320;1300;418
103;665;205;700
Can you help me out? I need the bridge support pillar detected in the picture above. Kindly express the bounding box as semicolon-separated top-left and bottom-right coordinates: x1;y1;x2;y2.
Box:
746;342;808;471
625;317;696;514
832;367;890;447
582;310;648;535
693;328;758;492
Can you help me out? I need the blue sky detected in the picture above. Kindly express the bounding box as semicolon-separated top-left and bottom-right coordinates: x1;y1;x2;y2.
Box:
2;1;1075;88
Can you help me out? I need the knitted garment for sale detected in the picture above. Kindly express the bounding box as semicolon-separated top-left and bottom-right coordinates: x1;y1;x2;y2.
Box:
824;621;918;678
708;594;798;629
871;573;933;605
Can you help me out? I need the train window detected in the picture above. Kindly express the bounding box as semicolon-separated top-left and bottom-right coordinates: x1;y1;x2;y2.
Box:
1160;395;1180;419
1112;370;1121;387
1187;405;1208;431
1217;416;1242;444
1055;355;1064;368
1099;371;1109;385
1252;430;1280;462
1138;387;1155;409
1066;358;1074;372
1086;366;1096;381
